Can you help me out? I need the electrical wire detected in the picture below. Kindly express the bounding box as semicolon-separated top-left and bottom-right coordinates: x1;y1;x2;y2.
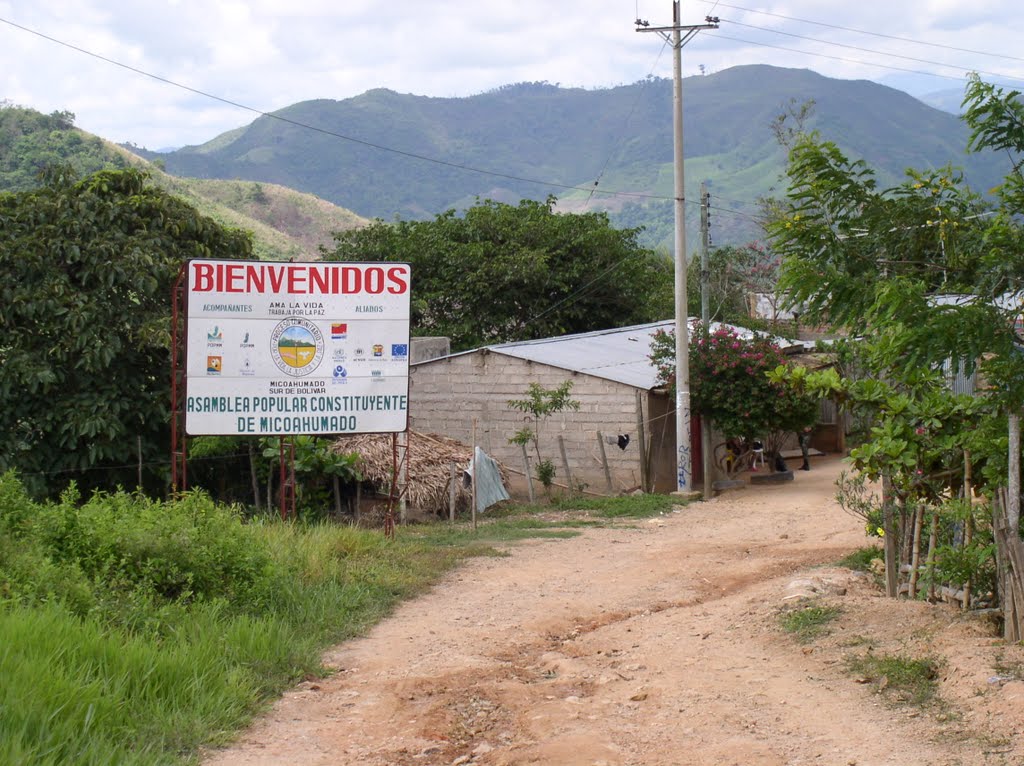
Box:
584;38;670;209
14;451;250;479
0;15;681;207
720;17;1024;85
705;29;1008;85
526;257;635;329
694;0;1024;65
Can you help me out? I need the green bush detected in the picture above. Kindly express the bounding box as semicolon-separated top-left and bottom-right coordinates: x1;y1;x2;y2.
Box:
30;486;279;609
0;472;475;764
837;546;884;572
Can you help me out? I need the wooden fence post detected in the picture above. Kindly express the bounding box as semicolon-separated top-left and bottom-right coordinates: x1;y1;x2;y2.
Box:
520;443;535;503
882;473;899;598
471;419;478;531
449;461;457;524
597;431;613;494
558;435;573;494
635;391;649;492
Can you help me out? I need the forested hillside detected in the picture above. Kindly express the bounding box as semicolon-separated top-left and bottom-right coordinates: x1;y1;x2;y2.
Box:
151;65;1007;249
0;104;365;259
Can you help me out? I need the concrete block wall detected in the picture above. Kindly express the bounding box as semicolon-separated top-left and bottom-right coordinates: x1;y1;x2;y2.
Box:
409;350;650;495
410;336;450;364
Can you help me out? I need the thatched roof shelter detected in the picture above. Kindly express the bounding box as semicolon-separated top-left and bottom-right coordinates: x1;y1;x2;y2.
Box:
330;431;510;516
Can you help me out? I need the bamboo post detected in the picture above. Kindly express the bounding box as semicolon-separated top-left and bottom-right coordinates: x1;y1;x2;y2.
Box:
994;490;1021;641
1010;413;1020;536
288;439;297;520
398;430;408;525
882;473;899;598
471;418;478;531
908;504;925;599
448;461;457;524
558;435;573;494
596;431;613;494
248;442;261;511
278;436;287;521
635;391;649;493
520;443;535;503
137;435;143;489
926;511;939;602
964;450;974;609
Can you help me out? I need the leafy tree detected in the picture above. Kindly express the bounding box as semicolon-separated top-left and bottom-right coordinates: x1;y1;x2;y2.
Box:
650;325;817;472
0;104;129;192
256;436;361;519
762;77;1024;628
765;79;1024;455
324;196;673;350
686;243;779;328
0;167;252;494
507;381;580;493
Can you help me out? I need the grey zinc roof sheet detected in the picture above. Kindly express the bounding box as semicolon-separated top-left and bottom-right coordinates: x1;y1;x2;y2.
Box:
414;321;804;391
488;321;674;390
486;320;805;390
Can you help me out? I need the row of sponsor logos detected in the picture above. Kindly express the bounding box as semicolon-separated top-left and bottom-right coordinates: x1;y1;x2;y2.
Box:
206;356;394;383
203;318;409;379
205;325;408;359
207;322;352;343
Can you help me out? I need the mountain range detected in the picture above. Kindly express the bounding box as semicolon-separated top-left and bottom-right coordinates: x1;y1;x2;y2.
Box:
3;65;1009;254
139;64;1007;250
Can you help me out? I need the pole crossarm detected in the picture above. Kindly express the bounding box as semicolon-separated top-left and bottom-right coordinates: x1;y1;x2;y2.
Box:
637;23;718;47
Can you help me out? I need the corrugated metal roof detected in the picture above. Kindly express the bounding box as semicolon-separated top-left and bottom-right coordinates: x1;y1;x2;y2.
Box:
413;321;805;390
488;321;673;389
473;320;803;391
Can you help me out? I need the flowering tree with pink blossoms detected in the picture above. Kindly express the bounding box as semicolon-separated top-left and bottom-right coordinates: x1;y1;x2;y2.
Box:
650;325;817;472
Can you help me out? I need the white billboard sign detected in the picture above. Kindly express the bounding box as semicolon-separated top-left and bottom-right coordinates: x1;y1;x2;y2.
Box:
185;259;411;436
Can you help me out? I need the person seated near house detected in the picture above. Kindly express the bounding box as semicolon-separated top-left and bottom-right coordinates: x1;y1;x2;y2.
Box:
798;426;813;471
774;451;789;473
722;437;749;475
751;439;765;471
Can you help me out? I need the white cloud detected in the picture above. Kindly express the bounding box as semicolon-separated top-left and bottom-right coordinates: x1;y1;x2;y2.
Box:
1;0;1023;148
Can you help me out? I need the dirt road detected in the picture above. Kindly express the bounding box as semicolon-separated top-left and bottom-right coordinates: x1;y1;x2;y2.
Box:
205;456;1024;766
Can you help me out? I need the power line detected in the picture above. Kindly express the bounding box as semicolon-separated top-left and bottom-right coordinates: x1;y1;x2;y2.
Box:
585;39;670;209
721;17;1024;84
0;15;681;207
526;258;634;329
706;30;1008;85
695;0;1024;65
15;451;250;479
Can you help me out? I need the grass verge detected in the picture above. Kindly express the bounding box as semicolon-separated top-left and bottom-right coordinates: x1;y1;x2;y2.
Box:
550;493;680;518
0;473;670;765
779;604;842;643
845;652;941;706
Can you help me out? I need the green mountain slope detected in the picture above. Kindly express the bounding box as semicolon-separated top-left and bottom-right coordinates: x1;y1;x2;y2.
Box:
156;65;1007;249
0;104;366;260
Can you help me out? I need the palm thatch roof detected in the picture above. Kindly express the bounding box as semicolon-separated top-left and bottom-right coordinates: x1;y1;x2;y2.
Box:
330;431;509;516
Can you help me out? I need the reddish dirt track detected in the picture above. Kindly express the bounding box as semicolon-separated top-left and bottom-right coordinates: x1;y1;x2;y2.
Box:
204;455;1024;766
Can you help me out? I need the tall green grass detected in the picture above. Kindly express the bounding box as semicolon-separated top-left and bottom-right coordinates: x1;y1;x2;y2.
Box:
0;470;675;764
0;472;474;765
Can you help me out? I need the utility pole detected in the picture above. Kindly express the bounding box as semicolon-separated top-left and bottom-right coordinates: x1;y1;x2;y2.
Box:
700;181;713;499
637;4;718;494
700;182;711;326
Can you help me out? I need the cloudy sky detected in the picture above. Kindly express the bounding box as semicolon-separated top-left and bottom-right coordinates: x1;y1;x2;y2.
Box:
2;0;1024;149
